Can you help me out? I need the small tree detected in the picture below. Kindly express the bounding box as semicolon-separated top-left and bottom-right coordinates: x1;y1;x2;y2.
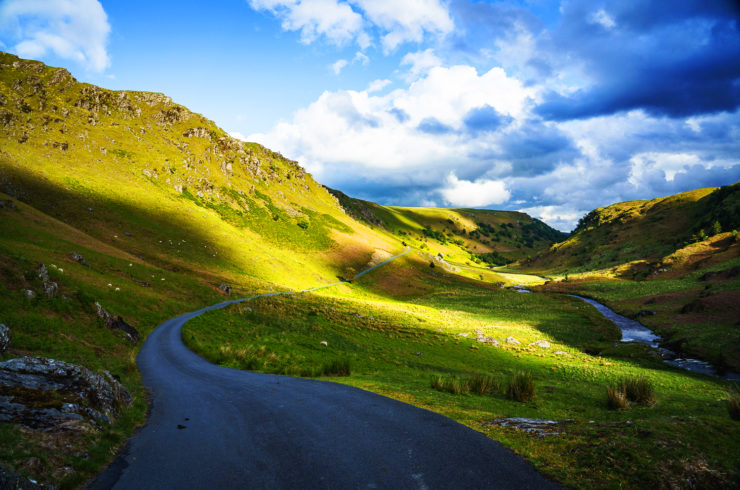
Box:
711;220;722;236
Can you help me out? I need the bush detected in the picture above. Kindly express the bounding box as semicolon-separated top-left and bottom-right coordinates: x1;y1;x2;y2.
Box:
322;359;350;377
507;371;536;402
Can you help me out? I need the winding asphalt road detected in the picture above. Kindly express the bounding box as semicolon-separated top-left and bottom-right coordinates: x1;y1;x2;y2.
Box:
91;250;560;489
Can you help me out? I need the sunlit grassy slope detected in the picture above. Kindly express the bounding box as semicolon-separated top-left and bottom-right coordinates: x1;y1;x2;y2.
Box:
329;188;567;268
2;51;738;489
520;184;739;275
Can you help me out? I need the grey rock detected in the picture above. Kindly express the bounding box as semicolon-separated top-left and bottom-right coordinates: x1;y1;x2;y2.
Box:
94;302;140;344
218;283;231;295
42;281;58;299
0;465;58;489
0;357;132;430
69;252;87;266
481;417;574;437
636;310;656;318
0;199;18;210
22;289;36;299
0;324;9;352
529;340;551;349
504;336;521;345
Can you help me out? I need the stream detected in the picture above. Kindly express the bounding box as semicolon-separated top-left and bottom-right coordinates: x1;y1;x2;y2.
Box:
569;294;740;380
512;287;738;380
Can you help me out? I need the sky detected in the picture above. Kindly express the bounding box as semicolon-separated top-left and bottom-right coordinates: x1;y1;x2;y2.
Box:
1;0;739;231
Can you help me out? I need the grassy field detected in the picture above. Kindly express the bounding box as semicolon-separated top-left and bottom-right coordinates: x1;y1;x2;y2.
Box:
184;269;740;489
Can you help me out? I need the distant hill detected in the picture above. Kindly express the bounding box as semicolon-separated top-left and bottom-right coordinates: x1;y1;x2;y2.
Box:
328;188;567;268
521;183;740;275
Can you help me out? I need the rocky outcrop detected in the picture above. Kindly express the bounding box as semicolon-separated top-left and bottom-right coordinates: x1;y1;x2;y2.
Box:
0;324;9;352
0;466;58;490
218;283;232;295
37;265;58;299
0;357;132;430
94;302;140;344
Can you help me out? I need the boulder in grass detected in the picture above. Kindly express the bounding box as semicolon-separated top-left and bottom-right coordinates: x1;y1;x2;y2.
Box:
0;357;132;430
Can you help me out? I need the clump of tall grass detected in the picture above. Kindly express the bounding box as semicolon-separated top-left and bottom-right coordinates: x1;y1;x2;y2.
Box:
322;359;351;376
607;386;629;409
607;375;656;409
727;386;740;421
507;371;536;402
469;374;500;395
430;375;470;395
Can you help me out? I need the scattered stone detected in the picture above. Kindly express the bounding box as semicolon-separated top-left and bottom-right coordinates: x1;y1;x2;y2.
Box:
37;264;58;299
320;341;328;347
504;336;521;345
0;199;18;210
481;417;574;437
636;310;656;318
0;465;57;489
94;302;140;344
457;333;469;338
22;289;36;299
69;252;87;266
218;283;231;295
553;350;569;356
0;356;132;430
0;324;9;352
475;334;499;346
414;352;422;357
529;340;551;349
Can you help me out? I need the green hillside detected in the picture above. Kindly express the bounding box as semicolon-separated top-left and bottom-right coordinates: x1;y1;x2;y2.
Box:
329;188;566;271
522;184;740;275
1;52;738;489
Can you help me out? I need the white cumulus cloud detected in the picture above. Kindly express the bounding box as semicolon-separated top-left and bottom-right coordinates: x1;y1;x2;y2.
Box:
0;0;111;72
440;173;510;207
248;0;453;50
249;0;366;46
350;0;453;51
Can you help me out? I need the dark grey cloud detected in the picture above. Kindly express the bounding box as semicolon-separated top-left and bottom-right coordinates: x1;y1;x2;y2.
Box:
536;0;740;120
499;122;580;176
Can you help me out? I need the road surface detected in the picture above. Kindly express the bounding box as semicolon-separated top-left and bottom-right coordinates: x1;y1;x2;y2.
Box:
91;250;560;489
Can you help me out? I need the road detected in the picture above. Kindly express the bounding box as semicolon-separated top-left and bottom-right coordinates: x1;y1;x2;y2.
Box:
91;250;561;489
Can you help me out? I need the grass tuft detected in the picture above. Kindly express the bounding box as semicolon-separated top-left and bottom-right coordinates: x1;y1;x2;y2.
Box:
322;359;351;377
469;374;500;395
507;371;536;402
622;375;656;406
430;375;470;395
727;387;740;421
607;386;629;409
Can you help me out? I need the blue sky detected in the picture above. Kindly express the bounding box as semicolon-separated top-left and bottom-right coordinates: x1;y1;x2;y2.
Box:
1;0;739;231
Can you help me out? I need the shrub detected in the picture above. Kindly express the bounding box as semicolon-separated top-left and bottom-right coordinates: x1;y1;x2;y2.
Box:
322;359;350;377
607;386;629;410
507;371;536;402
